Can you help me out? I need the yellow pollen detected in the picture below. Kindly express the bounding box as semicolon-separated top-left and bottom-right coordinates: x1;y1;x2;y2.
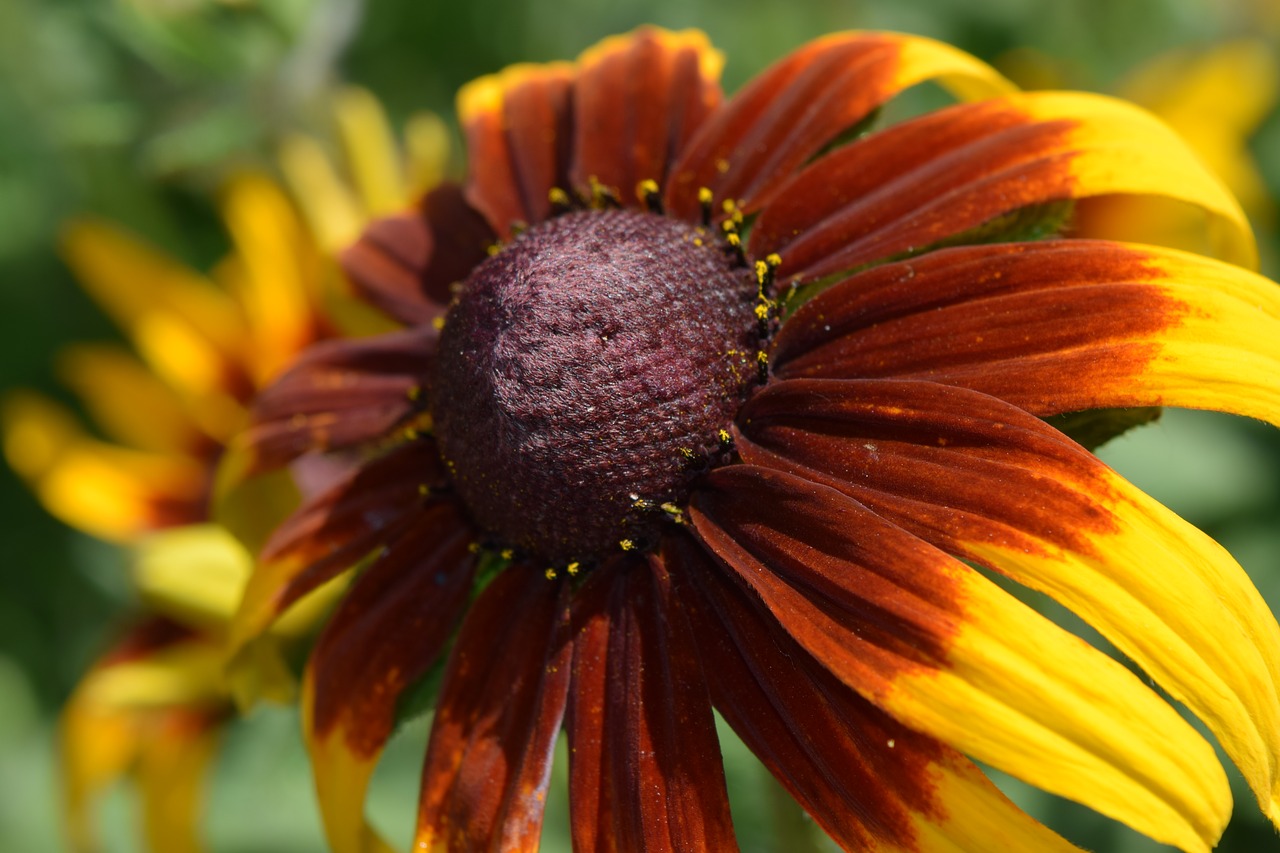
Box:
566;561;580;576
619;539;635;551
697;187;714;205
717;428;732;443
500;548;515;560
432;316;446;330
545;567;558;580
726;233;741;248
637;178;659;199
715;158;730;173
486;243;501;256
548;187;571;206
467;542;481;554
417;484;430;496
765;253;782;269
406;386;422;401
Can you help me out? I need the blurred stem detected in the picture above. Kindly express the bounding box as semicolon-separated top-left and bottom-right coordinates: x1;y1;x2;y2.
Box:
766;769;827;851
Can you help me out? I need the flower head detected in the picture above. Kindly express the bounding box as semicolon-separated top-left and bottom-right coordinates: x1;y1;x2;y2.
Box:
232;27;1280;853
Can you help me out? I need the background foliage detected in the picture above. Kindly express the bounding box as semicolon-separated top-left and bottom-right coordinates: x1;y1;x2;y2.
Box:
2;0;1279;850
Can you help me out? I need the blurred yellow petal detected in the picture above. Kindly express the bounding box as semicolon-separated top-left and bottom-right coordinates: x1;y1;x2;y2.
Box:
56;343;203;454
60;219;247;389
61;694;137;852
80;642;226;710
279;132;367;252
335;86;406;219
2;393;206;541
217;173;323;384
137;713;219;853
403;111;450;197
133;524;255;630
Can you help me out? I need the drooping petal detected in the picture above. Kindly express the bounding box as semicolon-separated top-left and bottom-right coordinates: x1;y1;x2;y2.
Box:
239;327;436;475
736;377;1280;822
770;240;1280;425
568;556;738;853
227;438;448;659
666;534;1082;853
570;27;724;203
665;31;1014;220
458;61;574;236
305;508;475;853
341;182;495;326
135;709;222;853
751;92;1254;284
60;619;226;853
416;567;571;851
689;465;1230;853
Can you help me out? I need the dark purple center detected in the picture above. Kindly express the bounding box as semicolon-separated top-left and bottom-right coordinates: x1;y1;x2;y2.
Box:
432;209;761;564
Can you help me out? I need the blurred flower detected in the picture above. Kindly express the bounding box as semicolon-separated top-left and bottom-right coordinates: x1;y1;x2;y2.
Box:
3;87;449;851
230;26;1280;853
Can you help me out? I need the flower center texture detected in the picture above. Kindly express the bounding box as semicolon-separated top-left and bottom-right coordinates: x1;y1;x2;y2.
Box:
433;208;763;565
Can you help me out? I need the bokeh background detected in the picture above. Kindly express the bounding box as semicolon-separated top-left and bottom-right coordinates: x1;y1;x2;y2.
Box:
3;0;1280;850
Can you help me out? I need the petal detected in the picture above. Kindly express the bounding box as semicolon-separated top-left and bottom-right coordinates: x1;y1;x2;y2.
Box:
689;465;1230;852
218;173;327;386
570;27;724;203
226;439;448;660
59;218;247;374
416;566;571;851
771;240;1280;425
340;182;495;326
60;619;224;853
665;31;1014;220
305;507;475;853
56;343;207;455
136;709;222;853
2;392;207;540
332;86;407;219
458;61;574;236
751;92;1254;285
568;556;738;852
279;131;367;253
667;534;1082;853
240;326;436;475
737;377;1280;821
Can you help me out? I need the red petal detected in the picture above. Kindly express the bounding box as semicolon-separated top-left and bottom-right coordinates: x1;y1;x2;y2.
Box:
230;440;449;651
571;27;723;204
769;240;1176;414
568;556;738;852
734;378;1108;550
309;503;475;754
665;32;1009;220
242;327;435;474
459;64;575;237
415;567;572;852
340;183;494;325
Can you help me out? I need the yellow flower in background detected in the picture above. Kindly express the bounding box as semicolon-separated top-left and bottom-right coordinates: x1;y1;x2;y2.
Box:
2;87;449;852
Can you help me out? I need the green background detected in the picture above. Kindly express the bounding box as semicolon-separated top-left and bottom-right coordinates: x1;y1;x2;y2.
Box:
2;0;1279;850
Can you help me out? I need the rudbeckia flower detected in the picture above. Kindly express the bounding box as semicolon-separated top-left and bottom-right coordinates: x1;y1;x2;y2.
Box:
229;27;1280;853
4;90;447;850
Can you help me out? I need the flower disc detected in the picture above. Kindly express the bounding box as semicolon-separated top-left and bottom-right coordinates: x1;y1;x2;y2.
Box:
433;208;761;563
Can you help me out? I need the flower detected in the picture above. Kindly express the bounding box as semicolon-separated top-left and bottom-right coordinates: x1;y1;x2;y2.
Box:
229;27;1280;853
4;85;447;851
